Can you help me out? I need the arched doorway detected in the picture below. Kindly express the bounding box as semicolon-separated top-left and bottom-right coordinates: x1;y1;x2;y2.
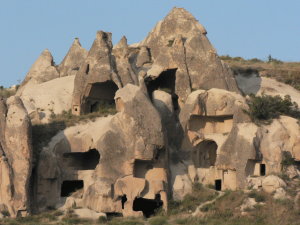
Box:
192;140;217;168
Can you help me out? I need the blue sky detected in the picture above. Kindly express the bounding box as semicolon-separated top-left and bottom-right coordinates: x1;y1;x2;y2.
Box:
1;1;299;88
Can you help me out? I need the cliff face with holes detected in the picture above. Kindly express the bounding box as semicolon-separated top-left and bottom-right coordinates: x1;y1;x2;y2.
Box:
5;6;300;219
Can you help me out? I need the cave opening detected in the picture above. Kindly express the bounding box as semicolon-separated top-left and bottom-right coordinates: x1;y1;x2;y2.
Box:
132;194;163;218
61;180;83;197
146;69;178;108
215;179;222;191
122;195;127;209
63;149;100;170
84;81;118;114
192;140;218;168
260;164;266;176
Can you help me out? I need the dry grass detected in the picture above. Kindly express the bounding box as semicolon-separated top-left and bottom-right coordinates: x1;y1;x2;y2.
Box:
220;55;300;90
0;88;17;99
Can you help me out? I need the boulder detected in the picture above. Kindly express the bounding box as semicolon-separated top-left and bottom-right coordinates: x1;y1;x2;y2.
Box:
58;38;88;77
273;188;288;199
262;175;287;193
74;208;106;219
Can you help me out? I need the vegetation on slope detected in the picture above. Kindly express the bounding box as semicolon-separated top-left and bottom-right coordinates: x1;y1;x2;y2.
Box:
3;179;300;224
0;85;19;99
220;55;300;90
243;93;300;124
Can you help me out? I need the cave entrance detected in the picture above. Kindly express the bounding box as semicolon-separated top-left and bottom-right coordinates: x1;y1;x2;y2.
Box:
192;140;217;168
132;194;163;218
215;179;222;191
122;195;127;209
63;149;100;170
61;180;83;197
84;81;118;113
260;164;266;176
146;69;178;110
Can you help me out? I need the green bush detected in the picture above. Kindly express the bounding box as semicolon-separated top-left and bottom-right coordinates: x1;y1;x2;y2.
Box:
1;210;10;217
255;194;266;203
167;39;174;47
244;94;300;123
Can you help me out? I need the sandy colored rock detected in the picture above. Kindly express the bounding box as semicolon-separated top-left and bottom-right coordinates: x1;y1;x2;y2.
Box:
58;38;88;77
37;84;168;216
262;175;287;193
72;31;122;115
19;76;75;123
0;96;32;217
140;7;240;98
136;46;151;67
74;208;106;219
113;36;139;86
273;188;288;199
16;49;59;96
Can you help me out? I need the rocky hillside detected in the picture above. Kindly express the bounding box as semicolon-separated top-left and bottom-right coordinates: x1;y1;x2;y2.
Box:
1;6;300;225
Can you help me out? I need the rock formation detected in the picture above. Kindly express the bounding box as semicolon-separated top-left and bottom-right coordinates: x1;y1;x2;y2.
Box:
72;31;122;115
16;49;59;97
140;6;240;100
37;84;168;217
58;38;88;77
0;96;32;217
4;6;300;219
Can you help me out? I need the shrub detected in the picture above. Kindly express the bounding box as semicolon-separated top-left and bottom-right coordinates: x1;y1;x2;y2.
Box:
284;77;293;84
244;93;300;123
53;210;64;217
1;210;10;217
98;215;107;223
167;39;174;47
255;193;266;203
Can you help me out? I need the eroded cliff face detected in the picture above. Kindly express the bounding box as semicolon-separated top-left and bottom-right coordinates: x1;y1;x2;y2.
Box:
0;96;32;217
37;85;168;217
7;6;300;218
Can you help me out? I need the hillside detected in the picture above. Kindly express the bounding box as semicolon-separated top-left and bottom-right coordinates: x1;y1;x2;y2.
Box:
1;6;300;225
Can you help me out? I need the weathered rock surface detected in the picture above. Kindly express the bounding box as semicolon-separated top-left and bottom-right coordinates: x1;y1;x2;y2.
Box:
0;96;32;217
37;84;168;216
18;76;75;123
58;38;88;77
16;49;59;96
112;36;139;86
140;6;240;100
262;175;287;193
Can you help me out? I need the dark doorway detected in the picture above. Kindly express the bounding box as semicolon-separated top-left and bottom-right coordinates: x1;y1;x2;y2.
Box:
215;180;222;191
84;81;118;113
121;195;127;209
61;180;84;197
146;69;177;100
132;194;163;218
63;149;100;170
260;164;266;176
